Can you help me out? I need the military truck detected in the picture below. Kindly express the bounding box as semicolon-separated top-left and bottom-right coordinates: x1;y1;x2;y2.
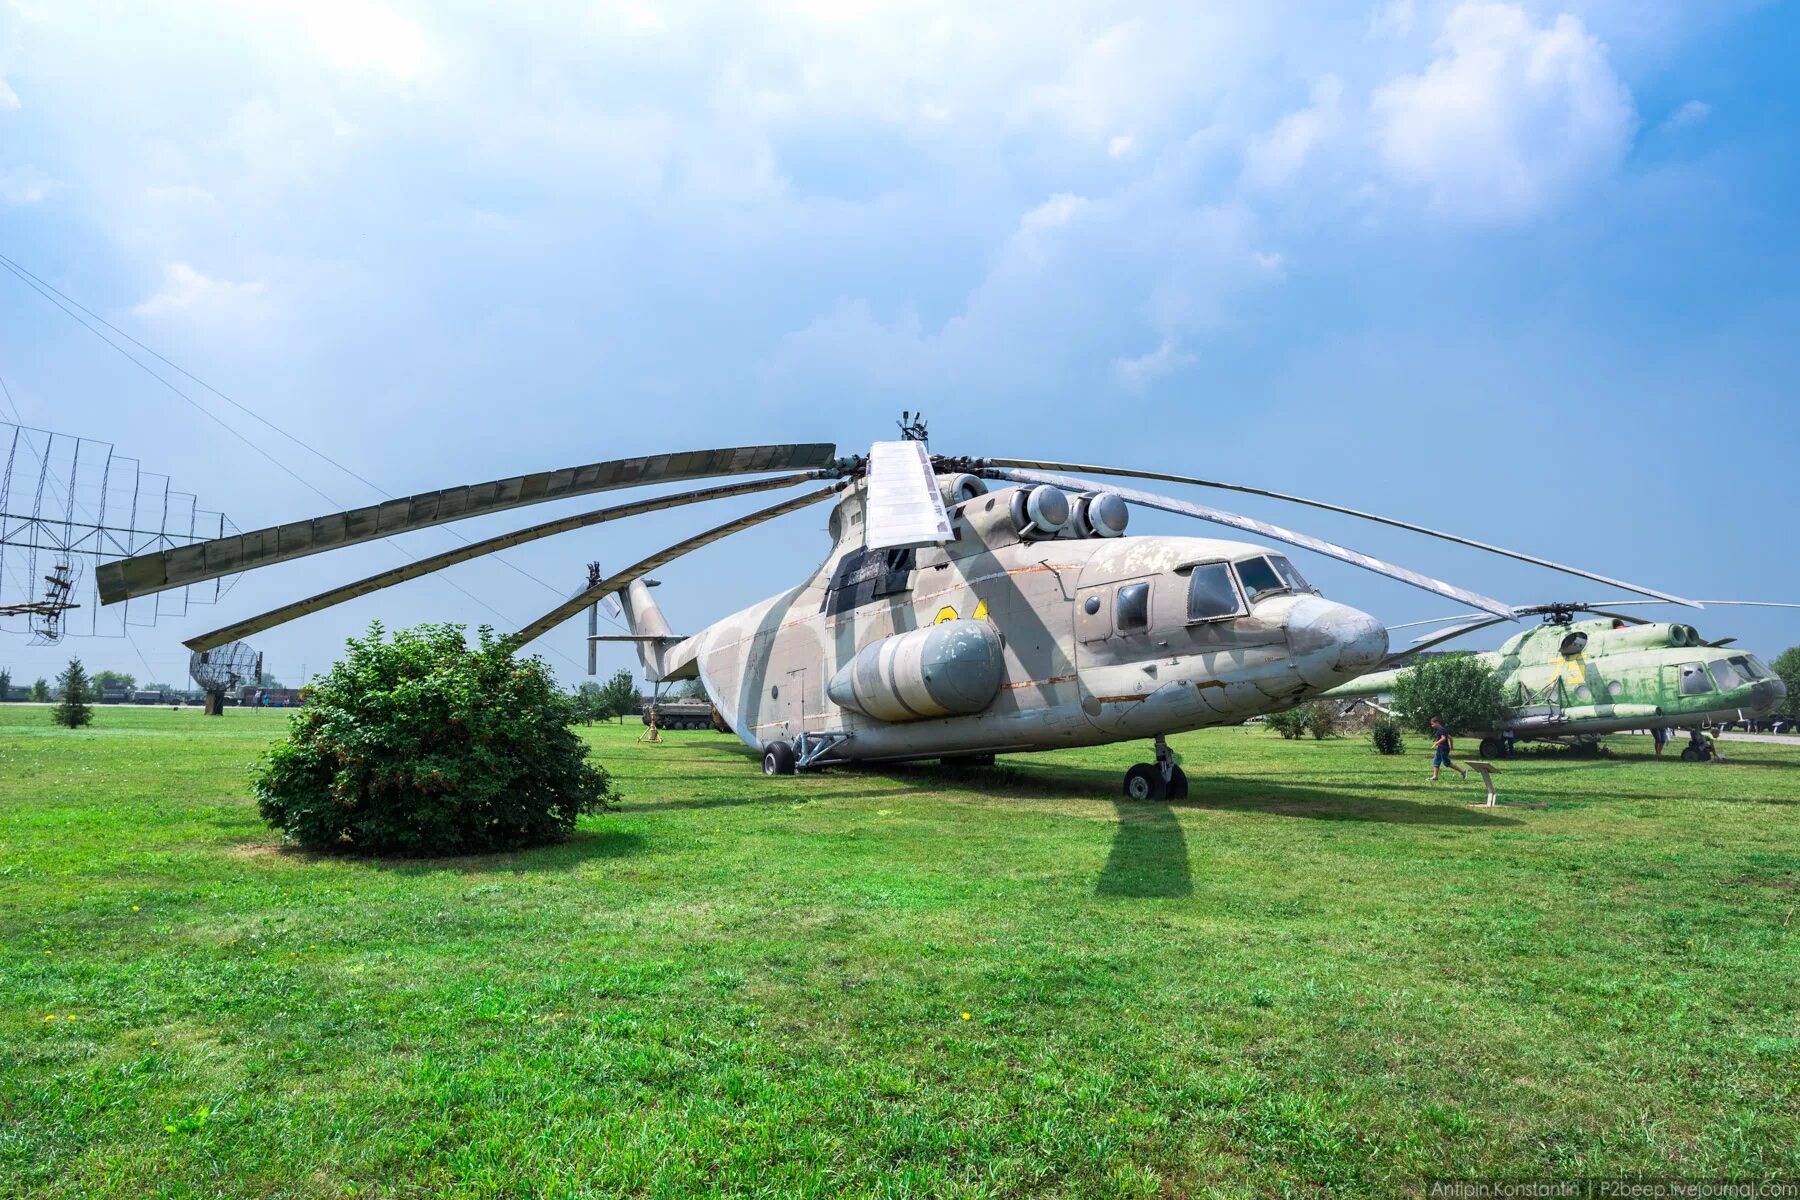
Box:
642;698;729;732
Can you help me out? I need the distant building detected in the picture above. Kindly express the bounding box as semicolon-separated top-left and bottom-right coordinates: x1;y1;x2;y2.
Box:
238;686;306;708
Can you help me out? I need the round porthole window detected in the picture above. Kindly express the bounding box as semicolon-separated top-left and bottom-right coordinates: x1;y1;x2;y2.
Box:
1608;680;1623;697
1575;684;1591;701
1084;596;1101;615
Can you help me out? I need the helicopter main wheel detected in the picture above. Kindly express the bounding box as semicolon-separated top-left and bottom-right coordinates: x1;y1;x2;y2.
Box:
1165;765;1189;800
1123;763;1167;801
1678;745;1708;763
1479;737;1504;760
762;740;797;776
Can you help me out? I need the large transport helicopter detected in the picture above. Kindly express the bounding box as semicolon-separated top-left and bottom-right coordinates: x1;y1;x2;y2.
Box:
1321;601;1792;761
97;417;1701;798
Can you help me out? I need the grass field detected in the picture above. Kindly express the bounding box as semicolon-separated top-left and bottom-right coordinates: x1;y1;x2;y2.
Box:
3;705;1797;1198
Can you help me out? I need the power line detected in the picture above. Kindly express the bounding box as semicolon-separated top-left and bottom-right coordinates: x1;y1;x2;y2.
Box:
0;251;580;604
0;254;604;666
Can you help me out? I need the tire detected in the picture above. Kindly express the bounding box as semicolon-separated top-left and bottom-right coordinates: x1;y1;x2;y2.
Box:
1679;746;1700;762
1165;765;1189;800
762;741;797;776
1123;763;1166;801
1479;738;1503;760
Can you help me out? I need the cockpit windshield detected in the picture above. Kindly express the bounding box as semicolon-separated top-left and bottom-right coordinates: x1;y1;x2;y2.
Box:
1709;658;1748;689
1713;656;1767;689
1269;555;1313;593
1233;556;1285;600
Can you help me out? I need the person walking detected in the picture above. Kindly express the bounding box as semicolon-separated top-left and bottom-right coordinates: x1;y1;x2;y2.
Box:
1430;717;1467;781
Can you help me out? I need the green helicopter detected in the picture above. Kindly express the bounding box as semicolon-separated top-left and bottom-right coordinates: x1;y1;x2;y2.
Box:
1321;601;1793;761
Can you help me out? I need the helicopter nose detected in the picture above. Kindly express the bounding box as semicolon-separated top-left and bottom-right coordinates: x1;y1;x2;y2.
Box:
1286;600;1388;686
1751;678;1786;714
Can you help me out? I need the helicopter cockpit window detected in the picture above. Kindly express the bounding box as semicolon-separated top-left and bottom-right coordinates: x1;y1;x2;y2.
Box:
1559;632;1589;656
1233;556;1285;600
821;547;914;617
1268;555;1312;593
1709;658;1749;689
1734;655;1769;680
1677;662;1715;696
1116;582;1151;633
1186;563;1242;621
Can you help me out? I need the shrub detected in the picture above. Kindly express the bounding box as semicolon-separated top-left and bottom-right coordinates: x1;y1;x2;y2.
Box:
51;658;94;729
1370;715;1406;755
1303;702;1340;740
1265;706;1310;739
253;622;617;856
1391;654;1507;738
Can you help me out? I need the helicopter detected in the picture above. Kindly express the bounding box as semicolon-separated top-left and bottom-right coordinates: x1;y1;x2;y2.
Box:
1319;601;1793;760
96;416;1700;798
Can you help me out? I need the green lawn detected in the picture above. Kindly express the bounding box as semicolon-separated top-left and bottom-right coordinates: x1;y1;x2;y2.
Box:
2;705;1797;1198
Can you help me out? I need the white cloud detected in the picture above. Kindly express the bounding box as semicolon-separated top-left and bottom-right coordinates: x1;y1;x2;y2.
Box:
1242;75;1342;189
1114;337;1195;390
231;0;429;81
1107;133;1136;159
1371;2;1635;222
1370;0;1416;38
0;74;18;110
132;262;269;319
1659;99;1710;132
0;167;52;207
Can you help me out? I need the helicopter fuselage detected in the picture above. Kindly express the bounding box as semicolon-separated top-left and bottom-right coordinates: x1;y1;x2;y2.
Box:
1324;617;1787;741
651;480;1388;764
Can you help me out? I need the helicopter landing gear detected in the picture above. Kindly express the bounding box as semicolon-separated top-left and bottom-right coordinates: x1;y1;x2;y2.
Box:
762;740;797;775
1679;730;1712;763
1123;736;1188;801
1479;737;1504;760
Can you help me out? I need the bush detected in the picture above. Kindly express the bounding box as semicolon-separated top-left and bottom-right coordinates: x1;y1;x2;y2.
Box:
1370;715;1406;755
1265;706;1310;739
1303;703;1340;740
51;658;94;729
1391;654;1508;738
253;622;617;856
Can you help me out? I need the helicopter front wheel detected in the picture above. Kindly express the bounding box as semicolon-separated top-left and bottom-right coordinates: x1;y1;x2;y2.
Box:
1123;764;1166;801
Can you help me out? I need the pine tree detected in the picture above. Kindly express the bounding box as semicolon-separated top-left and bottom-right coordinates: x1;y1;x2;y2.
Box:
0;667;11;702
29;678;49;702
51;658;94;729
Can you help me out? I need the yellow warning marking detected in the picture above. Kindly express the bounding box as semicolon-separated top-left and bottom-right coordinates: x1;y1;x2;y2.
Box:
934;606;959;624
972;599;989;621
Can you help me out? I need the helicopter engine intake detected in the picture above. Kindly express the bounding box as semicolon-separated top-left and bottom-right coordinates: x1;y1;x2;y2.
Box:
827;619;1005;723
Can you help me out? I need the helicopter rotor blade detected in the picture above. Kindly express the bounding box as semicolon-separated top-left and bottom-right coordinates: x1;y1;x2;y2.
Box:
1409;616;1513;646
1388;613;1488;631
1584;599;1800;609
503;483;844;650
98;442;838;604
182;472;827;653
983;457;1697;608
985;467;1517;619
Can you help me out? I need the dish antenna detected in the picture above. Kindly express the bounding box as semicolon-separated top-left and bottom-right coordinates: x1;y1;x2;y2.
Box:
188;639;262;716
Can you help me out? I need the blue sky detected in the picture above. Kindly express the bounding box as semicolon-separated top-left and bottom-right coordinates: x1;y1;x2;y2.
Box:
1;0;1795;689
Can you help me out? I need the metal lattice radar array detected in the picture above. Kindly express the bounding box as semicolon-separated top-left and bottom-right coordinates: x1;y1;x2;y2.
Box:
0;420;239;643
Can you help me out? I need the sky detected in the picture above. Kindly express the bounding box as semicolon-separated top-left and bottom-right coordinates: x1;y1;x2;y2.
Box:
1;0;1796;690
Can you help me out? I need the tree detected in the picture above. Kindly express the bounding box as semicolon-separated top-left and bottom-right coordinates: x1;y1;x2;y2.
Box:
1773;646;1800;723
91;670;136;699
252;622;617;856
1391;654;1508;737
29;678;49;702
52;658;95;729
0;667;11;701
571;681;606;725
594;669;641;723
673;678;708;701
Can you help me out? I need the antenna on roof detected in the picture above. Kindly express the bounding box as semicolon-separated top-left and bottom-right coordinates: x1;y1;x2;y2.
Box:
897;411;929;444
